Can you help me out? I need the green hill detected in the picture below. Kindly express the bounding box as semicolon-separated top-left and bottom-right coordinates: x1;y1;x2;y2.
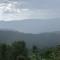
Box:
0;30;60;48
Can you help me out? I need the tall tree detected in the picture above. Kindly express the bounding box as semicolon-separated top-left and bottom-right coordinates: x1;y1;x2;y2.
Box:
12;41;28;60
0;43;7;60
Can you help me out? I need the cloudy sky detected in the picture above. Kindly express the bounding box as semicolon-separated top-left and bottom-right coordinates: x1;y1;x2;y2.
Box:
0;0;60;21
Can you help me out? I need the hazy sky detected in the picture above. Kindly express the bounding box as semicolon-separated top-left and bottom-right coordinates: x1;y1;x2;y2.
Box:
0;0;60;21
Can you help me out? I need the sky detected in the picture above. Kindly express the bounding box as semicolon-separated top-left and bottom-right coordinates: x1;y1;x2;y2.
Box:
0;0;60;21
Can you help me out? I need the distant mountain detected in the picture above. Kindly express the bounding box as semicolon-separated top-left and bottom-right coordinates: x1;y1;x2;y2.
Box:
0;19;60;34
0;30;60;48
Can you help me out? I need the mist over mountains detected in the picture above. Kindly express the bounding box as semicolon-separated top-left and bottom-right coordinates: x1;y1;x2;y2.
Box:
0;30;60;48
0;19;60;34
0;19;60;48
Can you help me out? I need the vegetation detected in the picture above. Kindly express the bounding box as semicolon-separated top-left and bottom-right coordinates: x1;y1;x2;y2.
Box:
0;41;28;60
0;30;60;49
0;41;60;60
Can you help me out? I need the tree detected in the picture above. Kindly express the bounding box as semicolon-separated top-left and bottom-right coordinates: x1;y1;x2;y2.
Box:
0;41;28;60
11;41;28;60
32;46;40;60
0;43;7;60
32;46;38;53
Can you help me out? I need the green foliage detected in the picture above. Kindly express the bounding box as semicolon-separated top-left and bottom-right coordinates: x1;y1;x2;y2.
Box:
0;41;28;60
31;46;41;60
0;41;60;60
12;41;28;60
0;43;7;60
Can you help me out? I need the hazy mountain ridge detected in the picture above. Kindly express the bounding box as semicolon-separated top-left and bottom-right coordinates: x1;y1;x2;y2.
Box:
0;19;60;34
0;30;60;48
0;19;60;48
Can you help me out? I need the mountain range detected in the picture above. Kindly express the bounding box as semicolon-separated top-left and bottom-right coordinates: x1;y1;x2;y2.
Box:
0;19;60;34
0;30;60;48
0;19;60;48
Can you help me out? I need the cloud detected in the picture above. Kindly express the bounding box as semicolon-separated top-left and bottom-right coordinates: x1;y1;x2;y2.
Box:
30;9;60;19
0;1;32;21
0;1;60;21
23;0;60;9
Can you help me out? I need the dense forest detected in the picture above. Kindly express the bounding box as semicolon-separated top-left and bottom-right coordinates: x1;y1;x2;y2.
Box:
0;41;60;60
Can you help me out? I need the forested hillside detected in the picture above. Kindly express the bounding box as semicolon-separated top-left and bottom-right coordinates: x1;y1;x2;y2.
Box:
0;30;60;48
